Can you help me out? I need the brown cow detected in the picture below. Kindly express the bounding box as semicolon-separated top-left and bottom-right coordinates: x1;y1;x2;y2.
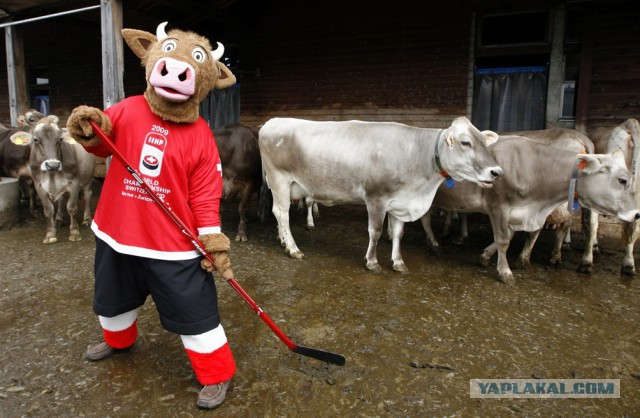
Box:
212;123;262;242
11;116;96;243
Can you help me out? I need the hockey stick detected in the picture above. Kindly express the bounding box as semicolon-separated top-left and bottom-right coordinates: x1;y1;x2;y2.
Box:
89;121;345;366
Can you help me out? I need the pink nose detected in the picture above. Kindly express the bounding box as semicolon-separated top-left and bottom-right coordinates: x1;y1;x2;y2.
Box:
149;57;196;101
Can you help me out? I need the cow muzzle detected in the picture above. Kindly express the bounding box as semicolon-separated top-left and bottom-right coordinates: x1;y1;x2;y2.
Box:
41;159;62;172
478;166;504;188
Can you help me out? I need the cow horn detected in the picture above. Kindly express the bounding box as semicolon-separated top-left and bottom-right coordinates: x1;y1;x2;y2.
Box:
211;42;225;61
156;21;169;42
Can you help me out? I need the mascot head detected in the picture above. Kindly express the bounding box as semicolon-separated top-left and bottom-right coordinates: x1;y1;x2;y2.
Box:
122;22;236;123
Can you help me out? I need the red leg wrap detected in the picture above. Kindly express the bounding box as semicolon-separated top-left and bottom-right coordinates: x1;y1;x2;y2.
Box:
185;343;236;385
103;320;138;349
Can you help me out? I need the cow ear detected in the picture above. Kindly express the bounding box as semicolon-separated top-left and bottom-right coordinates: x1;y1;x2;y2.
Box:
577;154;603;174
122;28;156;59
62;132;78;144
482;130;499;146
214;61;237;89
9;131;32;146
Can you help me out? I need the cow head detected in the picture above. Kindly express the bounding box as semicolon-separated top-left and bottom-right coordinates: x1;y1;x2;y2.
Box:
576;150;640;222
438;117;503;188
605;119;640;187
17;109;46;127
122;22;236;124
10;116;78;174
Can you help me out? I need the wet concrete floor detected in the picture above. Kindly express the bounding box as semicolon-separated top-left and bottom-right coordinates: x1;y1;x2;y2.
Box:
2;184;640;416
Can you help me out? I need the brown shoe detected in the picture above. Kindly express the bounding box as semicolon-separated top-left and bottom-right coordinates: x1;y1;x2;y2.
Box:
197;379;233;409
84;341;115;361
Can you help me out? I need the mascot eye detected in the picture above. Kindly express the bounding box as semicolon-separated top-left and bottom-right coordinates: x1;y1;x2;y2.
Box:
162;39;177;53
192;47;207;63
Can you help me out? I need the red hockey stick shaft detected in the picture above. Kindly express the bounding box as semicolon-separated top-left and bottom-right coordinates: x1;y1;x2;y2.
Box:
88;121;345;366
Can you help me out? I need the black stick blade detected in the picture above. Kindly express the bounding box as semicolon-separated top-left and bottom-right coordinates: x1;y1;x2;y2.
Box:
291;345;346;366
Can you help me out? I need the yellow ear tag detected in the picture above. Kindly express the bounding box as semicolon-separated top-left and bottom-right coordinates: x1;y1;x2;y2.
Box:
13;135;29;145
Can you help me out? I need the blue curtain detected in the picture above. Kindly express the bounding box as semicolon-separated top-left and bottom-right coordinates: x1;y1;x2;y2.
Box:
472;67;547;132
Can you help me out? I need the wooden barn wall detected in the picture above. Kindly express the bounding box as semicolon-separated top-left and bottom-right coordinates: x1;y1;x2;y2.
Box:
0;0;636;131
584;1;640;130
236;1;473;128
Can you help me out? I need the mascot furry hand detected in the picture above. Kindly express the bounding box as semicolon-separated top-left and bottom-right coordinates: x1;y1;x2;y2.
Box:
68;21;236;277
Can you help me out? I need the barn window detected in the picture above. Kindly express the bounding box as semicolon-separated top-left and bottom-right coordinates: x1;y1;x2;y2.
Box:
478;11;550;47
30;67;50;115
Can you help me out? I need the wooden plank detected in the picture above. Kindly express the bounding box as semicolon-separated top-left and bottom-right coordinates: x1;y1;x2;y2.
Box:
574;8;594;134
4;26;29;126
100;0;124;109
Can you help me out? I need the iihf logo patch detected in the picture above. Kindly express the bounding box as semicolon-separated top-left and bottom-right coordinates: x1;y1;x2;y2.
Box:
139;130;168;177
142;155;160;170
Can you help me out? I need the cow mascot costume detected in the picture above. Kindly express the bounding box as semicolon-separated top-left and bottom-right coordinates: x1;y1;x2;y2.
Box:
67;22;237;409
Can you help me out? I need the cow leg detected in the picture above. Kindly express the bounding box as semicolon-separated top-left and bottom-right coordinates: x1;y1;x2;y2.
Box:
420;211;440;253
39;193;58;244
388;214;408;274
81;182;93;226
578;210;598;274
235;183;252;242
304;198;316;231
55;196;66;226
549;222;571;266
364;203;386;273
304;198;319;231
66;187;82;242
479;243;497;267
562;228;572;250
270;183;302;258
442;211;454;239
488;213;514;284
442;211;467;245
516;230;541;268
20;177;40;218
456;213;469;244
621;220;639;276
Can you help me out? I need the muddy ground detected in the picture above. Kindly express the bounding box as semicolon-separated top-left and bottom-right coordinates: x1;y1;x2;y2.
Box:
2;180;640;417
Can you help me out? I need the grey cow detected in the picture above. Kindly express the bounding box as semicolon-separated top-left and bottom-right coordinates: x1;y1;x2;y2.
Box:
259;116;503;273
425;135;640;284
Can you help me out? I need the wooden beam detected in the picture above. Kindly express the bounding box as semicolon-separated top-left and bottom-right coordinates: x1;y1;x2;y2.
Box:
4;25;28;126
574;7;595;133
100;0;124;109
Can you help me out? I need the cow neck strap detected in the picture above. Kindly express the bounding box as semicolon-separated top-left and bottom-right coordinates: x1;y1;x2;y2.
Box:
434;129;453;185
567;157;582;213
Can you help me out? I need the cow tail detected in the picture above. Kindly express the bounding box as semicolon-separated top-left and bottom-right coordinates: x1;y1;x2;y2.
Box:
258;174;272;223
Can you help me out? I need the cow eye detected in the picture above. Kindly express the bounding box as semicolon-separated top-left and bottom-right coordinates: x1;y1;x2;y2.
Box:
162;39;177;53
619;177;628;187
192;47;207;63
461;140;472;147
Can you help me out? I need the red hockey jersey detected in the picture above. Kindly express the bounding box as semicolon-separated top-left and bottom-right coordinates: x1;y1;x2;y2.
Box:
87;95;222;260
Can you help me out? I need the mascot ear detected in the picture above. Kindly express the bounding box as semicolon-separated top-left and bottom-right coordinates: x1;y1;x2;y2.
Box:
214;61;237;89
122;28;157;59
